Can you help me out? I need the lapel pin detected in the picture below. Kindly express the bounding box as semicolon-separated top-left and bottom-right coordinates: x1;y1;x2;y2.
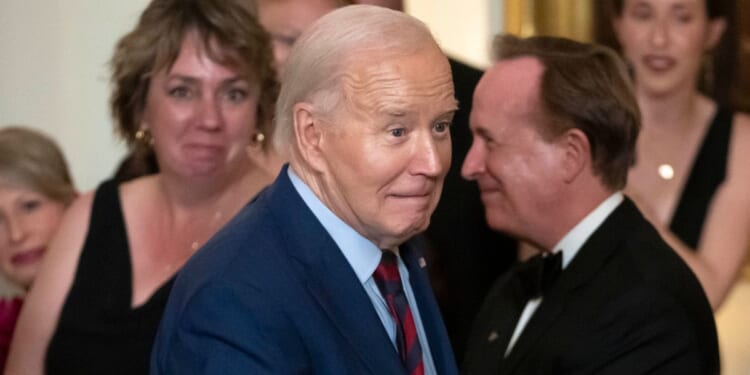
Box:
418;257;427;268
487;331;499;343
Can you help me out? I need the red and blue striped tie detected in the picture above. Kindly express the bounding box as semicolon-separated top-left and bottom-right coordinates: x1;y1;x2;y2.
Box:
373;251;425;375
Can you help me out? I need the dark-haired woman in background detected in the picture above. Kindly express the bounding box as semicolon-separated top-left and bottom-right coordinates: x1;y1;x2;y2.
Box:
6;0;279;373
0;127;76;369
612;0;750;309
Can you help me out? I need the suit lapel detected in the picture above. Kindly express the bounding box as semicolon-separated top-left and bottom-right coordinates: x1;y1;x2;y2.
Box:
401;238;458;375
267;167;406;375
501;199;637;373
500;284;566;373
303;247;406;375
561;198;639;291
465;272;527;374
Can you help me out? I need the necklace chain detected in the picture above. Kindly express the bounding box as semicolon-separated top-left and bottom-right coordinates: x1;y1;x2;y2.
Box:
162;210;225;274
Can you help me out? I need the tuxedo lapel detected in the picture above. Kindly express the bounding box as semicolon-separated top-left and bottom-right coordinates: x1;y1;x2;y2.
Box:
500;284;566;373
560;199;637;291
401;238;458;375
501;199;637;374
480;274;528;374
267;168;406;375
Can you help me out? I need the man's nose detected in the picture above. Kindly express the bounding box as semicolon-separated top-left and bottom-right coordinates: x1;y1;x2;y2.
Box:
413;131;450;178
461;139;485;181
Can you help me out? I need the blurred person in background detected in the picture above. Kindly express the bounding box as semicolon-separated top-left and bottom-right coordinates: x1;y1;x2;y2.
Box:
257;0;351;80
612;0;750;309
0;126;76;369
5;0;279;373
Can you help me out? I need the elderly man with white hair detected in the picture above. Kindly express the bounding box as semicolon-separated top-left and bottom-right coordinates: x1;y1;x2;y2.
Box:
151;5;459;375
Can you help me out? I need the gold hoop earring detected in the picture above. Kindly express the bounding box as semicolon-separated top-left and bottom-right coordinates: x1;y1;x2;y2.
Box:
135;129;146;140
135;125;154;146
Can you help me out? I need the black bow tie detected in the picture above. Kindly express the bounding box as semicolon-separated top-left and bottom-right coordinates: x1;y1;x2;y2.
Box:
516;251;563;300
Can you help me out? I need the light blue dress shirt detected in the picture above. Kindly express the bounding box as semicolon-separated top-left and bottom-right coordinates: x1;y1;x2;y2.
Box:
288;168;437;375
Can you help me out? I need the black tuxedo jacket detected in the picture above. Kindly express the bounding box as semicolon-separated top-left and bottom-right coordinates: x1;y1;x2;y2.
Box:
462;198;719;375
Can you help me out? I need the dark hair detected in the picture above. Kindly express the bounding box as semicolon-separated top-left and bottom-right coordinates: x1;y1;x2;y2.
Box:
110;0;278;155
112;149;159;183
492;34;641;190
611;0;726;19
604;0;737;107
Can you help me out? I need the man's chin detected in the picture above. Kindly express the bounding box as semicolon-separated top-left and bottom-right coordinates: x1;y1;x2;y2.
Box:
485;214;514;234
377;219;430;249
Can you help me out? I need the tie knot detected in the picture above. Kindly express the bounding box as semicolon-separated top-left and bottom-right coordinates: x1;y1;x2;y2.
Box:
373;251;402;293
516;251;563;300
380;250;398;267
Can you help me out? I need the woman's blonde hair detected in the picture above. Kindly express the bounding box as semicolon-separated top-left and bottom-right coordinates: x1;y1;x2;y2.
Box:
0;126;76;205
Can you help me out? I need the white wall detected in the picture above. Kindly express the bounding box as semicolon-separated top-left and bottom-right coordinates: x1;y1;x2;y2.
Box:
0;0;497;191
407;0;501;69
0;0;149;191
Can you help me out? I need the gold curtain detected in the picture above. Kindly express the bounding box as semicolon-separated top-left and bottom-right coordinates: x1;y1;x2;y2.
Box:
503;0;594;42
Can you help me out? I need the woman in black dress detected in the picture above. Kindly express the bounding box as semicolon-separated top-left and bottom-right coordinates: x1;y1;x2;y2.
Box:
6;0;280;373
613;0;750;309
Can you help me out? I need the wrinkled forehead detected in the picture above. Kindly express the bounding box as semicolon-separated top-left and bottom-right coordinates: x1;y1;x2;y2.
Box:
339;46;456;117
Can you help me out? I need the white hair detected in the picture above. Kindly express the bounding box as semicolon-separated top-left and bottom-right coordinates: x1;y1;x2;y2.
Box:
272;4;439;152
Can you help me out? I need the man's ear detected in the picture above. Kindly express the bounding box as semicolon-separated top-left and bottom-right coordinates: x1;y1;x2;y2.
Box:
559;128;590;184
292;102;327;173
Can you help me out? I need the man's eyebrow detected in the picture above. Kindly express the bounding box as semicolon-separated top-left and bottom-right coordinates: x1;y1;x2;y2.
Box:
384;110;407;117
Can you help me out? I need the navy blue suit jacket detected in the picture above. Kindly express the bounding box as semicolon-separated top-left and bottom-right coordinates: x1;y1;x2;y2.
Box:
151;166;458;374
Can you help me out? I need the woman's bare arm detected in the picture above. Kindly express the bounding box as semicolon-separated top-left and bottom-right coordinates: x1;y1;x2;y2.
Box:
4;192;93;374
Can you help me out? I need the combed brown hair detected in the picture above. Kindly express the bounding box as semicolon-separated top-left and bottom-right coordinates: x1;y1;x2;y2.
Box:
110;0;278;152
493;34;640;190
0;126;76;205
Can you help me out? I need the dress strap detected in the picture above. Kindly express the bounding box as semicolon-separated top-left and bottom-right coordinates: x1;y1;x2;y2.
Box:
669;108;733;249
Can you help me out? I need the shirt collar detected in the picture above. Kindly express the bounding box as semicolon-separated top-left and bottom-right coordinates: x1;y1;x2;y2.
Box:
551;192;623;269
288;167;382;283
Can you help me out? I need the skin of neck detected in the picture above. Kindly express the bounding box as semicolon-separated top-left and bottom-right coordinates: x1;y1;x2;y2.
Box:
635;73;708;128
527;170;614;252
156;152;261;218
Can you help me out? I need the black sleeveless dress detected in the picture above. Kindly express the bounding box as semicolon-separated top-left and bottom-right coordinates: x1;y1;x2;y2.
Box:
669;109;733;249
45;179;175;374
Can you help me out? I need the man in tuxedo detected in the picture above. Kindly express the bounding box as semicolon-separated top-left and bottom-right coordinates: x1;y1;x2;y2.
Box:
151;5;458;374
352;0;518;359
461;34;719;374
